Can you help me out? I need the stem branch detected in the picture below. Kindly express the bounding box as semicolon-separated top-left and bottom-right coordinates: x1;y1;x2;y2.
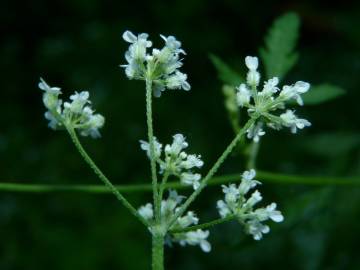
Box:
167;117;256;230
66;127;148;227
158;171;170;204
171;215;236;233
146;79;161;222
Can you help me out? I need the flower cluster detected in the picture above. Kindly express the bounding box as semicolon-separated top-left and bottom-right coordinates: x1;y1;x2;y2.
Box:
217;169;284;240
39;78;105;138
138;190;211;252
236;56;311;142
121;30;190;97
140;134;204;190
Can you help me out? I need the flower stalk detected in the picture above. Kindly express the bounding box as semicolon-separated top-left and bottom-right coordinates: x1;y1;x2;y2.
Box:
66;127;148;227
152;233;165;270
171;214;236;233
146;78;161;222
167;116;257;230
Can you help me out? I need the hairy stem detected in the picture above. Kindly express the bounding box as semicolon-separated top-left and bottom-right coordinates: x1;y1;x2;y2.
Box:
146;79;160;222
152;233;165;270
2;172;360;194
66;127;148;227
167;117;257;230
246;140;260;169
158;171;170;204
171;215;236;233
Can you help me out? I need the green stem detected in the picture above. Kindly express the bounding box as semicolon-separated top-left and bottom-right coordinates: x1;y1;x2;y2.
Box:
246;140;260;169
167;117;257;230
152;233;164;270
2;172;360;194
146;78;160;222
158;171;170;204
66;127;148;227
171;215;236;233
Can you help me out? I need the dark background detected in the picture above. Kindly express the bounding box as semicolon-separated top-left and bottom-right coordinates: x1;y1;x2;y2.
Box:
1;0;360;269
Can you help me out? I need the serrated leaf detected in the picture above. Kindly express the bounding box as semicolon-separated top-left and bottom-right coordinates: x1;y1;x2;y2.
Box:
260;12;300;79
301;84;345;105
209;54;244;85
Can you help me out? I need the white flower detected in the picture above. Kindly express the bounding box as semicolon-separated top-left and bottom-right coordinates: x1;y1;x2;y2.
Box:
217;200;231;218
165;134;188;156
280;110;311;133
234;56;311;138
245;56;258;70
294;81;310;93
153;82;166;98
140;191;211;253
122;30;137;43
39;78;62;111
44;110;61;129
222;184;240;204
39;78;61;94
121;30;190;96
39;79;105;138
180;229;211;253
138;203;154;221
293;81;310;105
121;31;153;80
247;70;260;87
247;122;266;143
160;35;184;53
254;203;284;222
279;81;310;105
245;219;270;240
245;56;260;86
217;169;283;241
161;190;184;219
238;169;261;195
180;172;201;190
265;203;284;222
64;91;90;114
139;137;163;159
140;134;203;190
122;31;152;60
236;84;251;107
166;71;191;91
180;154;204;169
279;85;294;99
244;190;262;208
261;77;279;96
242;169;256;180
177;211;199;228
80;114;105;138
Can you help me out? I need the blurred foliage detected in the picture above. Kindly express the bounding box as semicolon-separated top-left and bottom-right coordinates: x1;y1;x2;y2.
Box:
0;0;360;270
260;12;300;80
300;84;345;105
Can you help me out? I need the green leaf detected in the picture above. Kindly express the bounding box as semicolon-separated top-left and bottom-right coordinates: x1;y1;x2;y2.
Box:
260;12;300;79
209;54;244;85
301;84;346;105
300;132;360;157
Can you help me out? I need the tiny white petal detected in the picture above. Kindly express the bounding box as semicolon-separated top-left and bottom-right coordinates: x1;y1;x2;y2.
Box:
245;56;259;70
122;30;137;43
